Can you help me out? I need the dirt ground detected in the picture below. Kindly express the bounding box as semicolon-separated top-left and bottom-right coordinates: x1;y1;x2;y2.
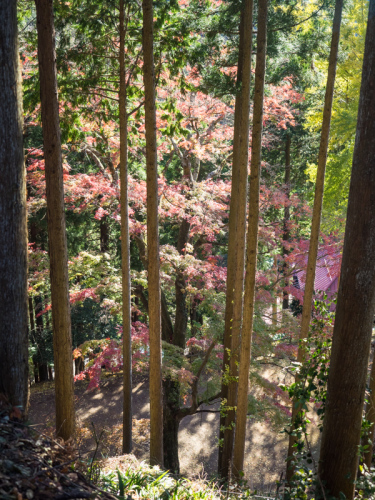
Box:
28;369;321;492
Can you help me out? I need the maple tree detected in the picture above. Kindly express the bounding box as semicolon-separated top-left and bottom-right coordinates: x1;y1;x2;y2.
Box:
16;0;365;486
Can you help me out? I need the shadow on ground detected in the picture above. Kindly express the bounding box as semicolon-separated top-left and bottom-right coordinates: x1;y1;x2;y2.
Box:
29;370;320;490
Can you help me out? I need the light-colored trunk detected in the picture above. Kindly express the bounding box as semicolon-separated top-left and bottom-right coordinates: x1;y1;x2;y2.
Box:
0;0;29;416
35;0;75;440
142;0;163;467
218;0;253;478
286;0;343;481
318;3;375;496
120;0;132;455
232;0;268;477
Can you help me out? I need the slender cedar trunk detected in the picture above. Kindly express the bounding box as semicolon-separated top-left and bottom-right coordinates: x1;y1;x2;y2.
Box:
282;136;291;311
0;0;29;415
363;353;375;469
35;0;75;440
286;0;343;480
142;0;163;467
318;4;375;496
232;0;267;477
119;0;132;454
219;0;253;477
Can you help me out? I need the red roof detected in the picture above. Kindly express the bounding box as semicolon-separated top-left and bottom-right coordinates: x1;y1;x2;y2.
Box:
294;249;341;293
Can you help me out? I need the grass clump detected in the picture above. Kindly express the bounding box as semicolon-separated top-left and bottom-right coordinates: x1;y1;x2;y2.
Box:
98;458;259;500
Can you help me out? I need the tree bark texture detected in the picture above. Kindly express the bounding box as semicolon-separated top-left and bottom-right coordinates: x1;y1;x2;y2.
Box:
219;0;253;478
120;0;132;455
286;0;343;480
35;0;75;440
142;0;163;467
232;0;267;477
0;0;29;416
318;2;375;496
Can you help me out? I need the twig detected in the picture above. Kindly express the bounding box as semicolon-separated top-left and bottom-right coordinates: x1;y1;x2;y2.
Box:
89;422;105;483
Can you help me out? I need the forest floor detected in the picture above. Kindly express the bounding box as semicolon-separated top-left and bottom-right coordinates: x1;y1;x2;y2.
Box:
28;368;321;492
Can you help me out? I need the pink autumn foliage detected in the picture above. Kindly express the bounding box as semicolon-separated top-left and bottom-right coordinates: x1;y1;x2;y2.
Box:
74;321;150;390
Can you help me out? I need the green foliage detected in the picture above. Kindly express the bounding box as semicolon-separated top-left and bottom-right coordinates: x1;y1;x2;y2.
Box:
356;465;375;499
304;0;367;233
71;299;118;348
282;298;335;498
99;459;265;499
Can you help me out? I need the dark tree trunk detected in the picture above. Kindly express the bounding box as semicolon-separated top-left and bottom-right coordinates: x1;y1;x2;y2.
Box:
35;0;75;440
39;364;49;382
100;216;110;253
75;356;85;375
190;297;203;337
33;363;40;384
0;0;29;416
163;377;181;474
318;1;375;498
48;365;53;380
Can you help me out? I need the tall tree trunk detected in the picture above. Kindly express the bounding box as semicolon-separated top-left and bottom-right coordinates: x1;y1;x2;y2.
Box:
0;0;29;416
142;0;163;467
318;4;375;495
219;0;253;478
119;0;132;455
35;0;75;440
232;0;268;477
282;135;291;311
286;0;343;481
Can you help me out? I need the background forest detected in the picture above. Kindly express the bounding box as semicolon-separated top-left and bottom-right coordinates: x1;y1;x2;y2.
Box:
1;0;375;498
